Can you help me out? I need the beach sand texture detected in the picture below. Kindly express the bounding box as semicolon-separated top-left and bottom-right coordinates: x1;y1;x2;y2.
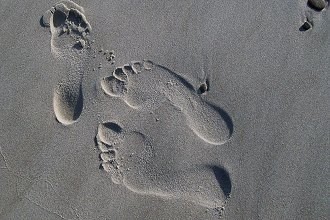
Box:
0;0;329;219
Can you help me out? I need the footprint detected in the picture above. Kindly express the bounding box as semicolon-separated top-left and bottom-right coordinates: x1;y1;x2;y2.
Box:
300;0;328;31
49;2;91;55
41;1;92;125
307;0;328;11
96;122;153;184
53;82;83;125
101;61;233;145
96;122;232;208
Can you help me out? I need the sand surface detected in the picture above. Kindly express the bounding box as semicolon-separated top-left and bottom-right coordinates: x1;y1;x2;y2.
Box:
0;0;329;219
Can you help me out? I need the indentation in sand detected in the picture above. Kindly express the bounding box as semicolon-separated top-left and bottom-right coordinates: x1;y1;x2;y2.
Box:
41;1;234;213
197;80;209;95
300;20;313;31
300;0;328;31
41;0;92;126
49;2;91;55
95;122;232;208
101;61;233;145
307;0;328;11
53;82;83;125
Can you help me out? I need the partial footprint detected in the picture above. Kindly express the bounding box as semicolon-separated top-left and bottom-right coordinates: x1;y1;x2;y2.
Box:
50;2;91;55
96;121;153;184
53;82;83;125
300;0;328;31
96;122;232;209
41;1;92;125
307;0;328;11
101;61;233;145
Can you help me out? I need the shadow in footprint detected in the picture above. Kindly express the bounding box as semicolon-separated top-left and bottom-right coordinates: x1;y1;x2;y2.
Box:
73;85;83;121
197;79;210;95
102;122;123;133
157;64;195;92
207;102;234;137
72;42;84;50
40;16;47;27
53;10;67;28
207;165;232;198
54;83;83;125
68;10;87;28
299;21;313;32
93;136;99;146
307;0;327;11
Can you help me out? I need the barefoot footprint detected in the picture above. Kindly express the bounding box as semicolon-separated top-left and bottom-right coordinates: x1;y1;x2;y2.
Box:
307;0;328;11
40;1;234;213
41;0;92;125
300;0;328;31
101;61;233;145
96;122;232;209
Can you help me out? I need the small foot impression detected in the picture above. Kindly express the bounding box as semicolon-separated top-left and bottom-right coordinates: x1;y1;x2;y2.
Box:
101;61;233;145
